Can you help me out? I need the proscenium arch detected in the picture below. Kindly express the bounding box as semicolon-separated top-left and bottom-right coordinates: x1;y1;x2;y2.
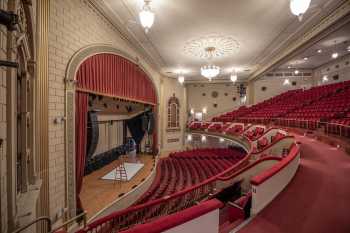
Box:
64;44;160;218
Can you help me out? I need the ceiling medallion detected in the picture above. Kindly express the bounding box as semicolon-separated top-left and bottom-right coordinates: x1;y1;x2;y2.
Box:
183;34;240;59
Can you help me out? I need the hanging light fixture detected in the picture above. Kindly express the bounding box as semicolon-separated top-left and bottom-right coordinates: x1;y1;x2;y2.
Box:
139;0;155;33
332;52;339;59
230;68;238;82
290;0;311;21
331;40;339;59
178;75;185;84
200;47;220;80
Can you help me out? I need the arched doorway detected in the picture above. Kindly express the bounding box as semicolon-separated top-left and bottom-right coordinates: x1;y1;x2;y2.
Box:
65;45;159;218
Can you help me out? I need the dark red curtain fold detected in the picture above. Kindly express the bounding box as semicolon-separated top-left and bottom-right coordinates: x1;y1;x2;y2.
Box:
76;53;157;104
75;91;89;212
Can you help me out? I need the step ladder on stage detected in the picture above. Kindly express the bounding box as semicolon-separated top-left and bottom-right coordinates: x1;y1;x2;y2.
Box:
115;155;128;185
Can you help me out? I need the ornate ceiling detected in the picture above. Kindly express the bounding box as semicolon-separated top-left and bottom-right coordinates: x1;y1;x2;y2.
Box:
90;0;348;82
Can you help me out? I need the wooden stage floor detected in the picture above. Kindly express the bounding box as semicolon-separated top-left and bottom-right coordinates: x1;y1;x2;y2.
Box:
80;154;155;219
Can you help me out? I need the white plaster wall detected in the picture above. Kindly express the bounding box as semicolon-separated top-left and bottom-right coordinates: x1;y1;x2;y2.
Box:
313;54;350;85
251;152;300;215
164;209;220;233
253;74;312;104
186;83;241;120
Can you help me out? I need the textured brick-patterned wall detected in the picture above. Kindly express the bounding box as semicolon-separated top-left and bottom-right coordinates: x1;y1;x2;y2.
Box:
0;0;8;232
49;0;162;221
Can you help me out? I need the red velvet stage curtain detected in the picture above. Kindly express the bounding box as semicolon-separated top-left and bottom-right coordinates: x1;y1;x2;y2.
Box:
76;53;157;104
75;91;88;212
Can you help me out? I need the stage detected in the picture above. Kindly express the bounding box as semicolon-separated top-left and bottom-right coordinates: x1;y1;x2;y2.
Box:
80;154;155;219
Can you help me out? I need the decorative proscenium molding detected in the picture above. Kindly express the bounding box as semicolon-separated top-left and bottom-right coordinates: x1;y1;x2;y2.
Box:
249;0;350;82
65;44;161;219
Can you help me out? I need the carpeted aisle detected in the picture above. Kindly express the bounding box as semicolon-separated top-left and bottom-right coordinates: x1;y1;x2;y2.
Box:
238;134;350;233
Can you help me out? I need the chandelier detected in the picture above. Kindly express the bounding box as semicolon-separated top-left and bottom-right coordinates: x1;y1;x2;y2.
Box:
139;0;155;33
290;0;311;21
201;65;220;81
200;47;220;80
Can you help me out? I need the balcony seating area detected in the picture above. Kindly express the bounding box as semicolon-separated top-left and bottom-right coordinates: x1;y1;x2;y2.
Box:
326;111;350;137
135;148;246;205
244;127;265;141
212;106;253;122
207;81;350;137
225;124;245;135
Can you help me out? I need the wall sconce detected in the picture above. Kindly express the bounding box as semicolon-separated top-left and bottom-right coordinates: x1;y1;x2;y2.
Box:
202;107;207;114
54;116;66;124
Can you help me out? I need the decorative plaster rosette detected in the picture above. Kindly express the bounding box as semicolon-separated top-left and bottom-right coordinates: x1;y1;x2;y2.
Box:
183;34;240;59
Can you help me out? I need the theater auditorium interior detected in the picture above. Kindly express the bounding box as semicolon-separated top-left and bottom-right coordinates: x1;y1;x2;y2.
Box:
1;0;350;233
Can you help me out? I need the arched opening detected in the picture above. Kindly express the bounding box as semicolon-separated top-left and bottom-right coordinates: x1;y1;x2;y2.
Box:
65;46;159;218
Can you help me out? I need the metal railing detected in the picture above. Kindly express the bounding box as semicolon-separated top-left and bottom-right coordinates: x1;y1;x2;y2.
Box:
51;211;87;233
12;216;51;233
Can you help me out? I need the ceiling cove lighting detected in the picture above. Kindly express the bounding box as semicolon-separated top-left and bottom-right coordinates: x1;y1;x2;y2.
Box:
200;47;220;80
332;52;339;59
139;0;155;33
290;0;311;21
178;75;185;84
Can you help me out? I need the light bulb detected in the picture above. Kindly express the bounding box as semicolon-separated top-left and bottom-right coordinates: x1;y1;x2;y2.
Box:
332;52;339;59
294;70;299;75
139;3;154;33
187;134;192;141
202;107;207;114
317;49;322;53
178;75;184;84
322;75;328;82
290;0;311;21
201;135;206;142
283;79;291;86
230;74;237;82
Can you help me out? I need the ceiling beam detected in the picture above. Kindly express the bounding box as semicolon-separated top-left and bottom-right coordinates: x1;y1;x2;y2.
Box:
248;0;350;83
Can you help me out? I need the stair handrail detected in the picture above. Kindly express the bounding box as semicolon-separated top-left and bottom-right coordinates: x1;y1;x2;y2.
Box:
50;211;87;233
12;216;52;233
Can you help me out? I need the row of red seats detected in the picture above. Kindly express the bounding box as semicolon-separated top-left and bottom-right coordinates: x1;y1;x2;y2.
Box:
208;80;350;135
244;127;265;140
136;148;246;205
